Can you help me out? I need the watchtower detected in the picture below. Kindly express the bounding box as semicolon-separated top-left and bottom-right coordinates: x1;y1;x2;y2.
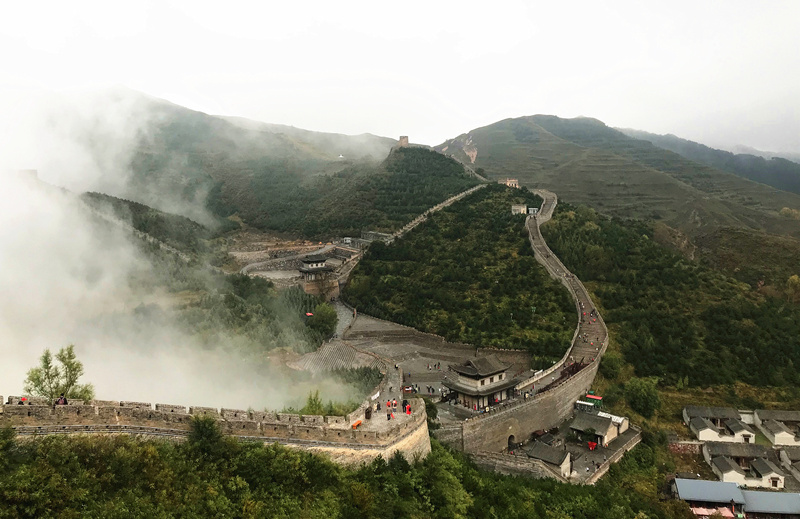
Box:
299;255;339;300
398;136;409;148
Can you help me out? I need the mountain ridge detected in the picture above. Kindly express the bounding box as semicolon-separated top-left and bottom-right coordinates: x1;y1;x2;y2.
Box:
435;114;800;241
618;127;800;195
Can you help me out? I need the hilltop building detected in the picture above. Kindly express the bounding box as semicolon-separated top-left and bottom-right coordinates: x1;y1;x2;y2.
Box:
511;204;527;215
398;136;409;148
300;254;339;300
499;178;519;188
443;356;518;410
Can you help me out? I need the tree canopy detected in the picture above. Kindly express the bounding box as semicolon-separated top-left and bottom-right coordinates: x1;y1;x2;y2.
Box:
24;345;95;403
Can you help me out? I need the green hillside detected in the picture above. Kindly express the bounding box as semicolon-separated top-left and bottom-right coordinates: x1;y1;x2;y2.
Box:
68;89;396;233
436;115;800;241
246;147;480;238
0;431;690;518
82;91;478;240
619;128;800;195
81;192;216;254
540;203;800;388
343;185;575;364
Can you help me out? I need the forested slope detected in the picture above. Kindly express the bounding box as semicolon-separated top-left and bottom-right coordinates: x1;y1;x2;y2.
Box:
541;204;800;388
0;425;692;518
436;115;800;241
343;185;575;365
243;147;480;238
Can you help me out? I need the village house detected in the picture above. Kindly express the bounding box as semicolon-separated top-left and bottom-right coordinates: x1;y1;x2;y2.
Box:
779;446;800;481
683;406;741;429
671;478;746;517
672;478;800;518
525;441;571;478
569;411;629;447
689;416;756;443
703;442;785;489
755;410;800;447
711;456;785;489
761;419;800;447
442;356;518;410
702;442;770;469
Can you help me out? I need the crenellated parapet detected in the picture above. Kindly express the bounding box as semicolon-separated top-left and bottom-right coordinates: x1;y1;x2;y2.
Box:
0;395;430;464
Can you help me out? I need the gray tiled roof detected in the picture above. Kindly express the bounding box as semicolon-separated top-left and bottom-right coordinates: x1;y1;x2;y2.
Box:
782;446;800;461
725;418;754;435
570;412;613;435
703;441;769;459
441;375;518;397
450;355;510;377
526;441;568;466
757;409;800;423
763;419;793;436
750;457;783;477
712;456;745;475
673;478;745;504
683;405;740;420
690;416;716;432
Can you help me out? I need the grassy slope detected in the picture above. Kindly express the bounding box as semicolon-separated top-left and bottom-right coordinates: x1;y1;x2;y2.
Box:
343;185;576;364
619;127;800;195
436;115;800;241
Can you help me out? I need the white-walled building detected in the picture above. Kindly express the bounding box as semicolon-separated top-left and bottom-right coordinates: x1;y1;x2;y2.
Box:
759;419;800;447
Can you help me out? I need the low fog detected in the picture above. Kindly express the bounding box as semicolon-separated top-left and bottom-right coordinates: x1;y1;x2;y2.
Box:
0;110;354;410
0;89;218;226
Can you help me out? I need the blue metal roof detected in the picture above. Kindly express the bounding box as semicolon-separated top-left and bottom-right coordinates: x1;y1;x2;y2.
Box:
674;478;745;504
741;490;800;514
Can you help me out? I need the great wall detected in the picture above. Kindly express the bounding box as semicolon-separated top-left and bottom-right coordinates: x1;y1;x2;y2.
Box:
1;180;626;478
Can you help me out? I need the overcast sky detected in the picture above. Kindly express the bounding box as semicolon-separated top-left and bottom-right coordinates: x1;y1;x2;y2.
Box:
2;0;798;152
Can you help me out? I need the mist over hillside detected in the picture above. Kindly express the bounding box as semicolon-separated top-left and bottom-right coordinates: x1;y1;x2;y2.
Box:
1;87;397;229
0;172;353;409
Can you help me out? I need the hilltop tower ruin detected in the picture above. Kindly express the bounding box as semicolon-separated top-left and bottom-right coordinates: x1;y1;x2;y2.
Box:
398;136;409;148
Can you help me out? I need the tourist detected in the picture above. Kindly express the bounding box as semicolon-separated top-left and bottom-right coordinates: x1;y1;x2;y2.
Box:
55;393;68;406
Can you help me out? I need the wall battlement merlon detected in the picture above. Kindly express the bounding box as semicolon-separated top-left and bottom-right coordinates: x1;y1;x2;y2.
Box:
0;395;428;450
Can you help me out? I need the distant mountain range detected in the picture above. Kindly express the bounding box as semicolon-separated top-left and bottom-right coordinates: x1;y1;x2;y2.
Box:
436;115;800;242
730;144;800;165
618;128;800;195
43;89;800;284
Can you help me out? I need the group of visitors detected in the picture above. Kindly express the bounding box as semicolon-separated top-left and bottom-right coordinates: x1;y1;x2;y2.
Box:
382;398;412;421
13;393;68;406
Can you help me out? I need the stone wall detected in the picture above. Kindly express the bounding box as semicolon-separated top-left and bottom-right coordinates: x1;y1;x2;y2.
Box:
668;441;702;455
585;429;642;485
470;451;567;482
456;361;600;453
0;396;430;464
